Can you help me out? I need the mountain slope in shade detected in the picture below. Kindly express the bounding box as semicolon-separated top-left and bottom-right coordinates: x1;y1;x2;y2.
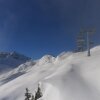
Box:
0;51;31;73
0;46;100;100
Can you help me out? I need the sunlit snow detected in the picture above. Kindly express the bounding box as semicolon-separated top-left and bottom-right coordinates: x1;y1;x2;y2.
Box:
0;46;100;100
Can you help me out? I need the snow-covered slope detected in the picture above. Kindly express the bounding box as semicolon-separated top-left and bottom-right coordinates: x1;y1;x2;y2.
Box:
0;52;31;73
0;46;100;100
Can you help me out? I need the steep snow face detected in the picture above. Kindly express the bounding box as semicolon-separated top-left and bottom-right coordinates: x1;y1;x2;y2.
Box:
0;52;31;73
0;46;100;100
0;61;36;86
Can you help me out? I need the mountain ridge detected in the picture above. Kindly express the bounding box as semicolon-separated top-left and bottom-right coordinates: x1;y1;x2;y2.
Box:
0;51;31;73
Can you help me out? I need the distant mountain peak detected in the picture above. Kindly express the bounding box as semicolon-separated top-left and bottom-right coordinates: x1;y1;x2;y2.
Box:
0;51;31;73
0;51;31;60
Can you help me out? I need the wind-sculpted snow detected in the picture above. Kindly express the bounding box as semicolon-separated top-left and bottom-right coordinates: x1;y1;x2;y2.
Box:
0;46;100;100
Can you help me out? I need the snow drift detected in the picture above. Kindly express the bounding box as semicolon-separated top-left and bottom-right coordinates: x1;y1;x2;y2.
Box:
0;46;100;100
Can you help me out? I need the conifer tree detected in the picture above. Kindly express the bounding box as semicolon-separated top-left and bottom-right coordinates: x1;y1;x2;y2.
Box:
31;95;35;100
25;88;31;100
35;84;43;100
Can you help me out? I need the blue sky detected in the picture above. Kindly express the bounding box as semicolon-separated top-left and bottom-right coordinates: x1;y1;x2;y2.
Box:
0;0;100;59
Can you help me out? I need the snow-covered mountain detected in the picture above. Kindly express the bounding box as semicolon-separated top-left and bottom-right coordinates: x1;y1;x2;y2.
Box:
0;46;100;100
0;51;31;73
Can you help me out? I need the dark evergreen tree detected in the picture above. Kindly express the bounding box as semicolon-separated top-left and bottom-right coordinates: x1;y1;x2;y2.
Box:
25;88;31;100
31;95;35;100
35;84;43;100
